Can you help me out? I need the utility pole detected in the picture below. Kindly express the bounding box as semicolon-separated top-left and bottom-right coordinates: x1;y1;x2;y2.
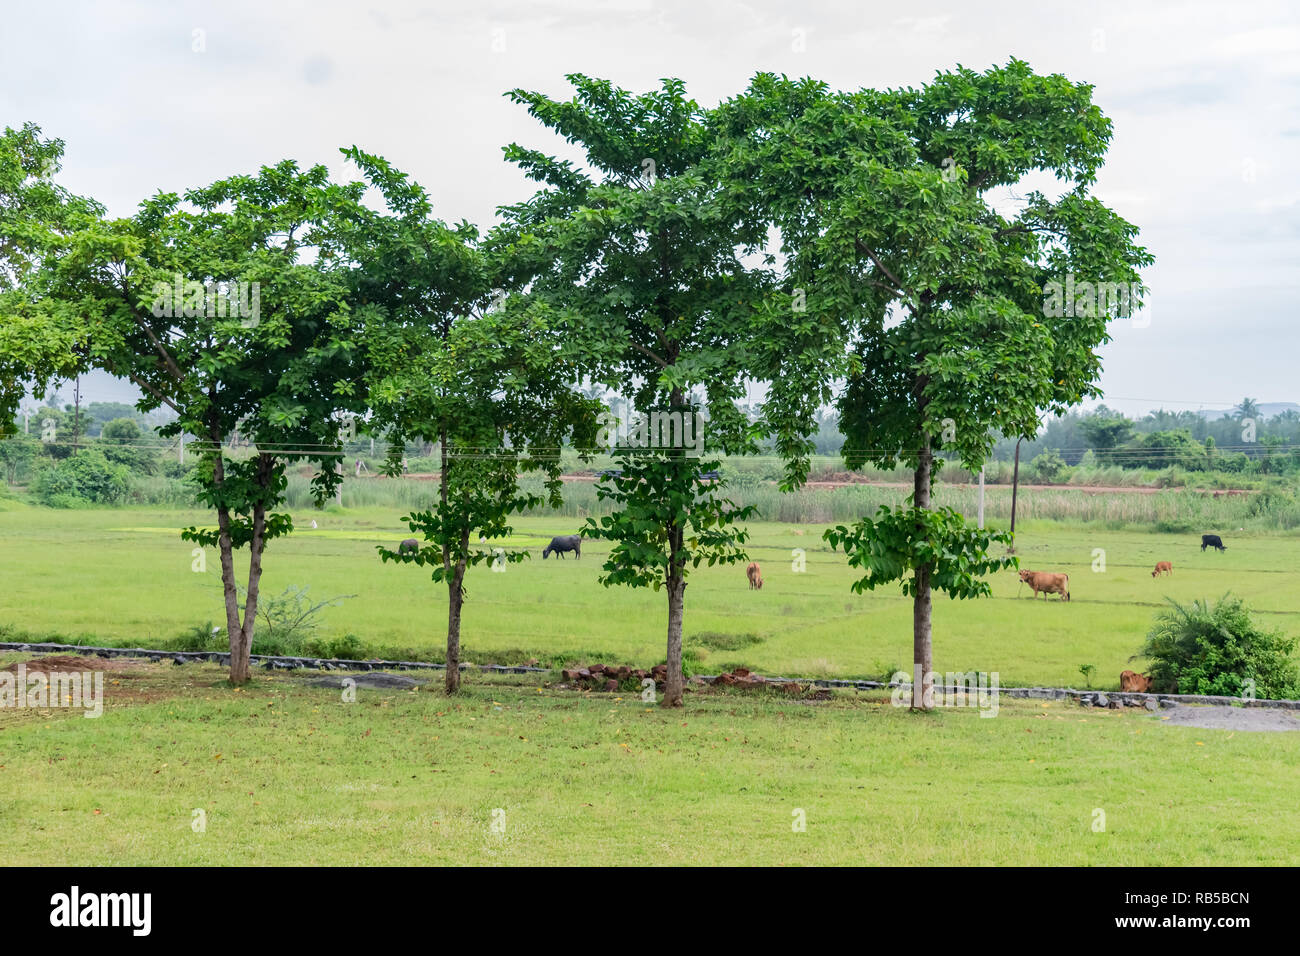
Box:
178;433;184;465
977;464;985;530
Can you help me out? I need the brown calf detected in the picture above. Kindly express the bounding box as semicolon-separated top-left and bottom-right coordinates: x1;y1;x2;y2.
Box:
1151;561;1173;577
746;562;763;590
1120;670;1153;693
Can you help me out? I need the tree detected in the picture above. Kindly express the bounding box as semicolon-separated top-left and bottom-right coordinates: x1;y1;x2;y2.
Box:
98;416;156;474
100;417;140;444
332;147;599;694
0;430;39;483
1078;413;1134;464
0;123;102;430
722;61;1152;708
1029;447;1066;482
31;447;130;505
500;76;820;707
52;160;370;683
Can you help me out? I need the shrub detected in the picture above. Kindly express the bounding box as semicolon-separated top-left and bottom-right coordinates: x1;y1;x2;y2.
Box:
302;632;366;660
1140;595;1300;699
31;449;130;505
1028;449;1066;483
238;585;357;655
166;621;223;652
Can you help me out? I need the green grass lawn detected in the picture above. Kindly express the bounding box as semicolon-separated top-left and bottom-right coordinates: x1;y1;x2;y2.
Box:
1;659;1296;865
2;503;1297;689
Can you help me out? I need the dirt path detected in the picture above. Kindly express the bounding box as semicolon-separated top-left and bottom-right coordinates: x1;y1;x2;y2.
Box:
1157;705;1300;732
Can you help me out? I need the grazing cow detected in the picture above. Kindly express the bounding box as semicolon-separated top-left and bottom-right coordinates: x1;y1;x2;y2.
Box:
1120;670;1153;693
398;538;419;555
1201;533;1226;552
1018;569;1070;601
746;562;763;590
1151;561;1173;577
543;534;582;560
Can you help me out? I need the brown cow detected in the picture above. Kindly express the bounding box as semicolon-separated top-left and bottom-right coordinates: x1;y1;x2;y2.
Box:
1151;561;1173;577
1120;670;1152;693
1018;569;1070;601
746;562;763;590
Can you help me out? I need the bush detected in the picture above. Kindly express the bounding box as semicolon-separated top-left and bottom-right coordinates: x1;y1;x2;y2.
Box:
31;449;131;505
302;632;366;660
1140;595;1300;699
1028;448;1067;483
239;585;356;656
165;621;224;652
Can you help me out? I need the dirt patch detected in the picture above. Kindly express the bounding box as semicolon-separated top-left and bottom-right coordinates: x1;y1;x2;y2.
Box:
1157;705;1300;732
1;654;142;673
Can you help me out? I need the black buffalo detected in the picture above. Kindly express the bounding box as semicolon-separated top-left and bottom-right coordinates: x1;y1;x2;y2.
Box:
1201;533;1226;552
543;534;582;560
398;538;419;555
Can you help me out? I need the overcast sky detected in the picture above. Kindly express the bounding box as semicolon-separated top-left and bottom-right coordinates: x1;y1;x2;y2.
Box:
6;0;1298;418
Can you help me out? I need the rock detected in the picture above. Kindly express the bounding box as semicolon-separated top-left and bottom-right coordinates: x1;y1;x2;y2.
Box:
604;678;618;692
1094;693;1109;708
590;663;606;674
1144;700;1159;711
1159;699;1177;709
781;682;803;695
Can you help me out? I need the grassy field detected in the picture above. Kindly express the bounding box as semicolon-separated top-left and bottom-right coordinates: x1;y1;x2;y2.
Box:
1;659;1297;865
2;501;1299;689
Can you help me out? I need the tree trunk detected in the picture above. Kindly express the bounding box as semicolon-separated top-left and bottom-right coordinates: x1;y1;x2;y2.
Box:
663;563;686;708
445;559;466;694
911;441;934;710
1008;437;1023;550
444;525;469;695
213;452;271;685
212;446;249;684
216;504;248;684
240;498;267;678
662;382;689;708
439;430;467;696
662;467;687;705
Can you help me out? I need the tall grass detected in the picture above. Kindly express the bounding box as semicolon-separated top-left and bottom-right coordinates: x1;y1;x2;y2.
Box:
92;462;1300;532
519;476;1281;530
